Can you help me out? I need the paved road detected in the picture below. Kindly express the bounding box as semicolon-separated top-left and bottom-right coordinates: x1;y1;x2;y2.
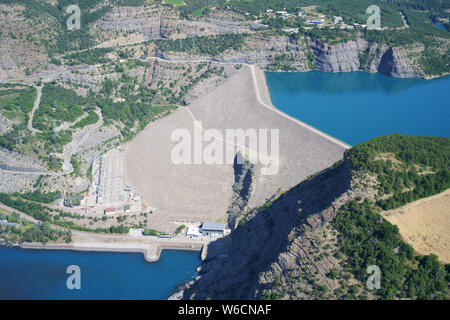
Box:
0;202;207;259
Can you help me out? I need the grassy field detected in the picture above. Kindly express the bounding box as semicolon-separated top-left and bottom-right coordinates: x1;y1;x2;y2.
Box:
192;7;206;16
164;0;186;7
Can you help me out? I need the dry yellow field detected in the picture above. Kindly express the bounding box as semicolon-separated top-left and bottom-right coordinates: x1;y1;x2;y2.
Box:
382;188;450;263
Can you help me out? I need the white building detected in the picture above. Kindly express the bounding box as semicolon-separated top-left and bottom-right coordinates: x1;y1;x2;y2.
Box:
96;148;126;207
200;222;231;238
128;228;143;237
305;18;324;24
187;226;202;238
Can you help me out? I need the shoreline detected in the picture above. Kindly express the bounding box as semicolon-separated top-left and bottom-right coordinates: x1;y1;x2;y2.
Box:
250;65;351;150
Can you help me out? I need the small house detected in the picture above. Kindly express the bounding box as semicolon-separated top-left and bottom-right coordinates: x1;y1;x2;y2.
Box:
104;207;115;215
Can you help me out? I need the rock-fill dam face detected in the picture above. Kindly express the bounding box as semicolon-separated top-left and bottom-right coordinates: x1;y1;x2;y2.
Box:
124;65;347;234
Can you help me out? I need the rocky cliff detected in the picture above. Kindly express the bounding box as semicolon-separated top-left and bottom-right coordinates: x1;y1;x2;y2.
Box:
159;34;424;79
179;158;374;300
96;6;249;40
308;37;421;78
227;152;254;230
377;47;422;78
309;38;367;73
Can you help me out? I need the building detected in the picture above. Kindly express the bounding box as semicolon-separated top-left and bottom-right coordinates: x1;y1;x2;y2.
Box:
334;16;343;24
305;18;324;24
95;148;125;207
128;228;143;237
104;207;115;215
200;222;231;238
187;226;202;238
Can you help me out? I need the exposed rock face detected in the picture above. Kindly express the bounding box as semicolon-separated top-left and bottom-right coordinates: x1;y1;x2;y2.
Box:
0;4;48;80
155;34;422;79
308;37;421;78
180;159;374;300
310;38;367;72
365;42;390;73
96;6;249;40
96;6;165;39
227;152;254;230
0;148;46;172
378;47;422;78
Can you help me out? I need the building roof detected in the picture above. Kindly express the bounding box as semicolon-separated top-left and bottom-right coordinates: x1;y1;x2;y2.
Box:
187;226;202;236
128;228;143;237
201;222;226;231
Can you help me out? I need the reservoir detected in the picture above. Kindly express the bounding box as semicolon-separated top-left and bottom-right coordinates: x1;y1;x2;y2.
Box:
0;246;200;299
266;71;450;145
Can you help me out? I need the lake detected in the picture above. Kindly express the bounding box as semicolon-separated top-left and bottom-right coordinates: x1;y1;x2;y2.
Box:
0;246;200;300
265;71;450;145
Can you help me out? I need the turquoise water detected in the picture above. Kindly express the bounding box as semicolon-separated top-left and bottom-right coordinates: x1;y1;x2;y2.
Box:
0;246;200;300
265;71;450;145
